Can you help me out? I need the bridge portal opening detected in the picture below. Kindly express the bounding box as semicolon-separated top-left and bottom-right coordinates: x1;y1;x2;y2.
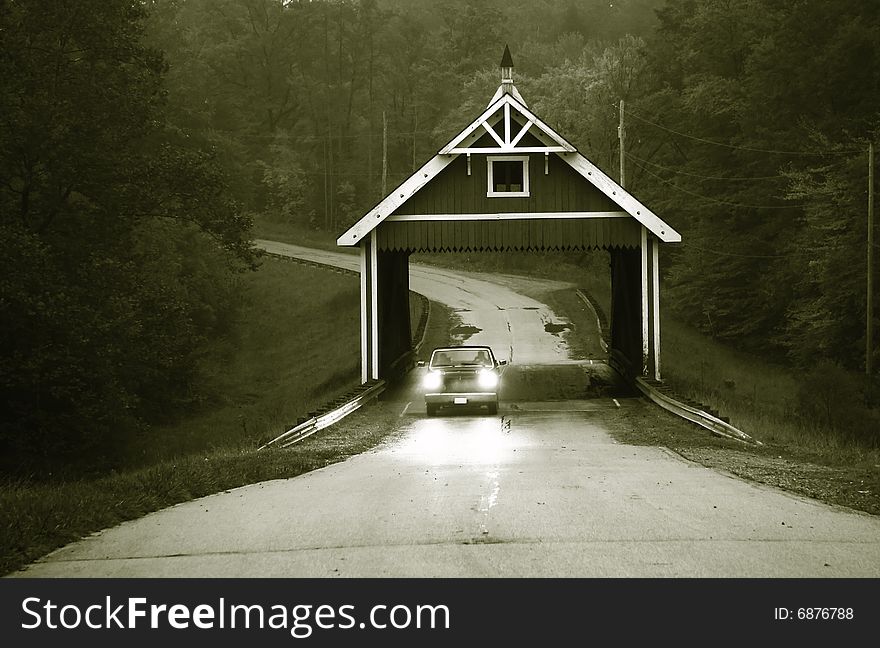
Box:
361;228;656;388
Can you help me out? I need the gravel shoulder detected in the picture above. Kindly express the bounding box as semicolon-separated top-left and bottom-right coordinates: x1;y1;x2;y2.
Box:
606;401;880;517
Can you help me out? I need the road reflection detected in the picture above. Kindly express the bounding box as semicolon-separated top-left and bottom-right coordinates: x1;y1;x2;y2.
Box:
392;415;522;466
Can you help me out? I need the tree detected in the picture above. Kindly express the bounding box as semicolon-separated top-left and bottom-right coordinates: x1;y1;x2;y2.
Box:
531;35;651;174
259;139;310;225
0;0;252;470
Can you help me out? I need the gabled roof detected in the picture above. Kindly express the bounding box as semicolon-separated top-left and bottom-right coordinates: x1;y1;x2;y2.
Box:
337;82;681;246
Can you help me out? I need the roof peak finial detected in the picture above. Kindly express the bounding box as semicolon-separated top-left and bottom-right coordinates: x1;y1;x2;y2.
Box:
489;44;526;107
500;44;514;85
500;44;514;69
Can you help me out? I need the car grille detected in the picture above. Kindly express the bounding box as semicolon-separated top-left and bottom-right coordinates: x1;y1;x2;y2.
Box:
444;374;479;391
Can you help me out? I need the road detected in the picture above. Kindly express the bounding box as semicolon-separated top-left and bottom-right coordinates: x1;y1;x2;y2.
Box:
11;241;880;577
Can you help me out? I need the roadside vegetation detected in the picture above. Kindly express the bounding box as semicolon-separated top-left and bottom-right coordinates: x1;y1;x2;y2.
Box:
660;318;880;456
0;258;359;574
123;258;362;467
1;257;444;576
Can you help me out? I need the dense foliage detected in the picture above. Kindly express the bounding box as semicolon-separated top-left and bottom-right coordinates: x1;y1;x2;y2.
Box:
636;0;880;371
142;0;665;227
0;0;253;470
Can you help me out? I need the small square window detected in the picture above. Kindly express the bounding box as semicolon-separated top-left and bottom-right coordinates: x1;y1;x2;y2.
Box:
487;156;529;197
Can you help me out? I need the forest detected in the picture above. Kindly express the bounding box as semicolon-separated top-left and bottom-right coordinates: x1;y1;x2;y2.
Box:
1;0;878;469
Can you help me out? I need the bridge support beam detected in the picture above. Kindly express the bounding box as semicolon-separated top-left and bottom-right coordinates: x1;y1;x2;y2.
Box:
643;230;661;381
360;234;413;383
610;227;661;381
377;250;413;378
360;232;379;382
610;247;642;378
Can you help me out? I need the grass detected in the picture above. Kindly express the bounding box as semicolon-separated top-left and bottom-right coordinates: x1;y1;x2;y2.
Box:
661;313;798;417
120;255;363;466
0;253;443;576
659;314;880;459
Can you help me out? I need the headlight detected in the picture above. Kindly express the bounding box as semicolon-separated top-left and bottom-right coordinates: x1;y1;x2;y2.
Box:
477;369;498;388
423;371;442;390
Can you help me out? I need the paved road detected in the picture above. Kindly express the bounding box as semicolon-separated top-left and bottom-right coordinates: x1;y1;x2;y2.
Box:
11;241;880;577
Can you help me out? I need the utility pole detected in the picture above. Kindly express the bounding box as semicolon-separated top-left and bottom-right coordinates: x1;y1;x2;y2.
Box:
323;137;328;229
618;99;626;188
868;141;875;376
412;107;418;171
382;110;388;197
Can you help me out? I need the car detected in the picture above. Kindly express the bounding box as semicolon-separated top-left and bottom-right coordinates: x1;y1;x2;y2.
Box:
418;345;506;416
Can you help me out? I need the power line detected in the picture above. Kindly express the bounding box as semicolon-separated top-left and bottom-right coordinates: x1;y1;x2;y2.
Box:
629;159;807;210
229;128;442;142
624;108;861;157
295;169;409;177
681;238;880;259
675;242;792;259
625;151;831;181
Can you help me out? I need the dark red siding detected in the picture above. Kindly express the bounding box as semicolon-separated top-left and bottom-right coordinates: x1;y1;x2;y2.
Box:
391;148;621;216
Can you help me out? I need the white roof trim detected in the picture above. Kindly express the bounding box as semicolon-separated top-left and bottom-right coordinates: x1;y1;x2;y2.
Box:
449;146;569;154
338;87;680;246
386;211;629;222
558;152;681;243
336;155;455;246
440;97;506;154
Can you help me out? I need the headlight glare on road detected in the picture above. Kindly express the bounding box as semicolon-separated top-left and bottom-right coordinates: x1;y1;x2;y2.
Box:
477;369;498;389
423;371;442;390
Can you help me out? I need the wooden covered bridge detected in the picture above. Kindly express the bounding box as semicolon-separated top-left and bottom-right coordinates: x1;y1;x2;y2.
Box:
337;47;680;383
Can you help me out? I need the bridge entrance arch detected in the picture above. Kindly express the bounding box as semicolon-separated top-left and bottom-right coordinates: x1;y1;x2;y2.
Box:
337;47;680;383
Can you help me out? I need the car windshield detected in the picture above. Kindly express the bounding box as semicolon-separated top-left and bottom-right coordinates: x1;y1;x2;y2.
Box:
431;349;493;367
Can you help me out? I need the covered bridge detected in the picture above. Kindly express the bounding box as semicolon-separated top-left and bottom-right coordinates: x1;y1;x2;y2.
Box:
337;46;680;383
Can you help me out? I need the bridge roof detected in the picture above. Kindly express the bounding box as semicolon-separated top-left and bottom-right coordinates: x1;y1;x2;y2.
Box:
337;82;681;247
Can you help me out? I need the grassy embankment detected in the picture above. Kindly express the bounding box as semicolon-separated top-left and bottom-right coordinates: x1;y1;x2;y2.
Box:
0;251;444;576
